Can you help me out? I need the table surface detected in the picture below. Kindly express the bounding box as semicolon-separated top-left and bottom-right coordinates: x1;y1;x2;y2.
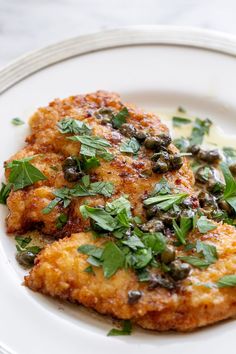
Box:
1;0;236;67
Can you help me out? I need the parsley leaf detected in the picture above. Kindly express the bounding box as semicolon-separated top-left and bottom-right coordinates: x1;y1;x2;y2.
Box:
57;117;91;135
69;135;111;157
221;162;236;212
122;235;145;250
80;205;117;231
196;216;217;233
143;193;188;211
216;275;236;288
173;217;193;245
56;213;68;229
196;240;218;264
0;183;12;204
152;178;171;196
112;107;129;129
42;179;114;214
11;117;24;125
15;236;32;249
223;147;236;165
189;118;212;146
172;116;191;127
15;236;41;256
90;181;114;197
6;156;47;191
101;242;125;278
179;256;210;269
120;138;140;154
105;196;131;216
81;156;100;170
107;320;132;336
78;244;103;259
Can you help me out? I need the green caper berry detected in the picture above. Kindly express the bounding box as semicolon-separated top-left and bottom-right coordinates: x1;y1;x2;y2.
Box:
148;275;175;290
62;156;77;170
145;205;159;219
101;117;112;125
95;107;114;121
152;160;169;173
140;219;164;233
218;199;233;214
159;133;172;147
187;144;200;155
144;136;162;150
128;290;142;304
119;123;136;137
229;163;236;175
170;154;183;170
134;131;147;142
161;245;176;264
16;251;36;267
169;260;191;281
197;149;221;164
64;167;83;182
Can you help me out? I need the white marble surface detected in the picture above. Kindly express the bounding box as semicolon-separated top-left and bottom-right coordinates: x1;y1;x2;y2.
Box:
1;0;236;67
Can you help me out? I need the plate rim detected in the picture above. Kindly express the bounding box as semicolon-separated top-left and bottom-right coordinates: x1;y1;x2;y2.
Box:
2;25;236;94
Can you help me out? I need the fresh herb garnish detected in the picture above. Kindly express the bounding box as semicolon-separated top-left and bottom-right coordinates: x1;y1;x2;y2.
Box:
56;213;68;229
223;147;236;165
120;138;140;154
196;216;217;233
152;178;171;196
6;156;47;191
189;118;212;146
173;217;193;245
0;183;12;204
102;242;125;278
42;178;114;214
172;116;191;128
216;275;236;288
112;107;129;129
173;137;189;152
221;162;236;212
69;135;111;158
11;118;24;126
143;193;188;211
57;117;91;135
81;156;100;170
15;236;41;255
196;240;218;264
107;320;132;336
80;205;117;231
179;256;210;269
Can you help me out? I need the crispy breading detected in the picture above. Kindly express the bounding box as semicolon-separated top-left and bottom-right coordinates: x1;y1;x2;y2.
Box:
5;91;194;236
25;223;236;331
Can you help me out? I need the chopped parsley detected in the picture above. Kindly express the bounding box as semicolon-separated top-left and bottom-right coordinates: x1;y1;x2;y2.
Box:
180;240;218;269
189;118;212;146
173;217;193;245
69;135;112;158
216;275;236;288
11;118;24;126
42;177;114;214
172;116;191;128
56;213;68;229
0;183;12;204
107;320;132;336
143;193;188;211
120;138;140;154
221;162;236;212
57;117;91;135
112;107;129;129
6;156;47;191
196;216;217;233
15;236;41;255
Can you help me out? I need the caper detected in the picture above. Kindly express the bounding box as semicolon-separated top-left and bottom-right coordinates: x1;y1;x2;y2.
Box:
151;150;170;162
159;133;172;147
64;167;83;182
229;163;236;175
62;156;77;170
145;205;159;219
218;199;234;215
16;251;36;267
157;210;179;226
140;219;164;233
148;275;175;290
95;107;114;122
119;123;136;137
152;160;169;173
144;136;162;150
169;260;191;281
161;245;176;264
197;149;221;164
195;166;213;184
208;178;225;195
128;290;142;304
170;154;183;170
134;131;148;142
187;144;201;155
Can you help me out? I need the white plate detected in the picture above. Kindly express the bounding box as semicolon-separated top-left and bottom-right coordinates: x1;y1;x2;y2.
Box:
1;26;236;354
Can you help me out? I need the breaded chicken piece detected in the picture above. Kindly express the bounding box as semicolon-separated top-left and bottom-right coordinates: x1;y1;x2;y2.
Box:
5;91;194;236
25;223;236;331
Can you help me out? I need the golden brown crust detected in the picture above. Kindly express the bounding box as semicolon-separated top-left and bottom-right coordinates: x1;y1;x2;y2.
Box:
25;223;236;331
5;91;194;236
